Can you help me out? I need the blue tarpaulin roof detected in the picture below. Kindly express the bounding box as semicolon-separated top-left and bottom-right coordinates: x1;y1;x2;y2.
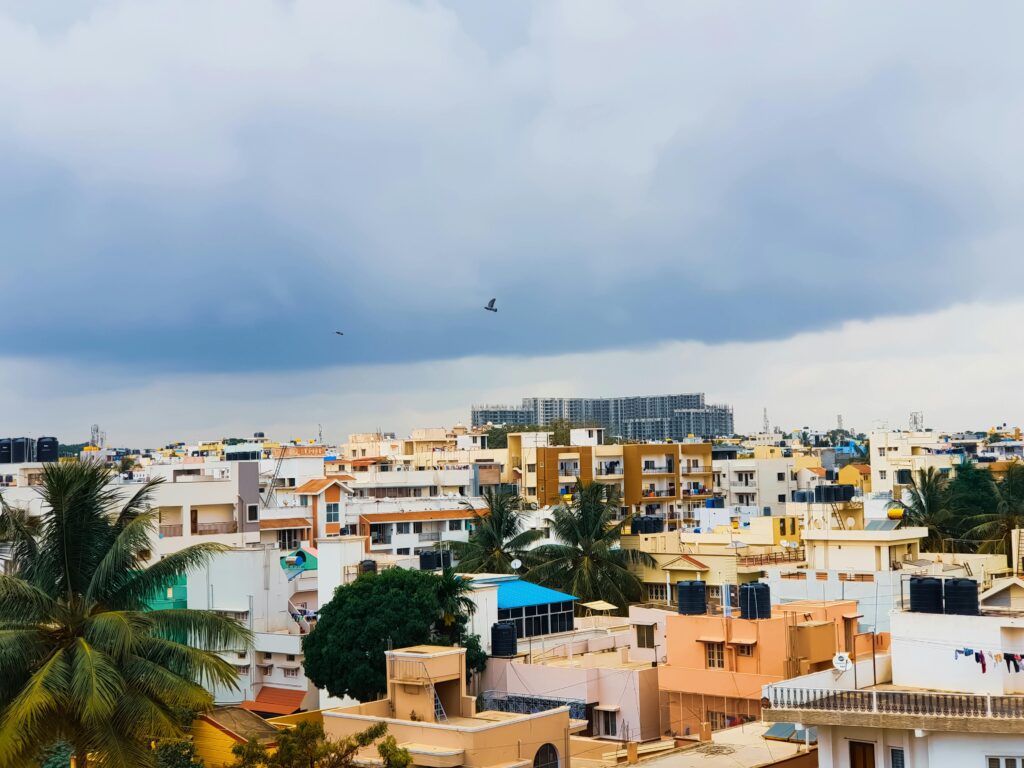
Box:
497;580;577;610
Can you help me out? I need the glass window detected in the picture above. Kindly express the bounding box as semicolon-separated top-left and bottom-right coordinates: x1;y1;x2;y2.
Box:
325;503;339;523
776;473;785;481
396;548;410;555
890;749;905;768
247;504;259;522
600;710;617;737
705;642;724;669
777;494;786;503
395;522;410;534
735;644;753;657
635;624;655;649
299;495;309;507
448;520;462;531
413;521;423;533
534;744;558;768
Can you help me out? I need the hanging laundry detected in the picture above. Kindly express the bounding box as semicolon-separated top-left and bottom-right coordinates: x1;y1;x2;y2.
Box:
976;651;987;673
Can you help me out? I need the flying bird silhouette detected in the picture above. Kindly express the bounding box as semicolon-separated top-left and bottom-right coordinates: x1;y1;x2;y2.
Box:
484;298;497;313
334;330;344;335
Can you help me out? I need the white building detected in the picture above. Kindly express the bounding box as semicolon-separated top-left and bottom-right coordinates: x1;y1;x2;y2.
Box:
712;457;799;514
763;591;1024;767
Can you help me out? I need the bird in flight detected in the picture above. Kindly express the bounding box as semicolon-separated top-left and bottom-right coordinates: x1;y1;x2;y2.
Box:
335;330;344;335
484;298;497;313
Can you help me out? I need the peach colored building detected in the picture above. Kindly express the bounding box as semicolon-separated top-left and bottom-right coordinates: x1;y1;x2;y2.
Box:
323;645;584;768
658;599;858;738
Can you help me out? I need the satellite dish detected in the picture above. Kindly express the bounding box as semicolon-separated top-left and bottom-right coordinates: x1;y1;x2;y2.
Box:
510;559;523;570
832;652;852;672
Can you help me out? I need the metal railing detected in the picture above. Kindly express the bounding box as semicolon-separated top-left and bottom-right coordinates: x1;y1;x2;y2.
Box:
193;521;237;535
642;490;676;498
765;686;1024;719
478;690;587;720
642;465;674;474
737;548;805;567
419;531;442;542
158;524;183;538
594;465;623;476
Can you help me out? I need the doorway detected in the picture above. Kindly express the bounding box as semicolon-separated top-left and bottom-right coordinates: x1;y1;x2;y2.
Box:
849;741;875;768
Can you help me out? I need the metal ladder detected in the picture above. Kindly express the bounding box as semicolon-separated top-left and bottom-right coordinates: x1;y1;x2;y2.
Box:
416;661;447;722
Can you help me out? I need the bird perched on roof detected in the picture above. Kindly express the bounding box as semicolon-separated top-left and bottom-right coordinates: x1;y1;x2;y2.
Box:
484;298;497;313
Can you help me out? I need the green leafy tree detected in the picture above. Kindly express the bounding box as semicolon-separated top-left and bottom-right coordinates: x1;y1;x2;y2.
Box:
303;569;444;701
432;567;476;642
376;735;412;768
229;738;270;768
946;461;1001;548
229;719;405;768
895;467;952;552
963;463;1024;555
528;480;655;608
154;740;203;768
449;489;542;574
0;462;251;768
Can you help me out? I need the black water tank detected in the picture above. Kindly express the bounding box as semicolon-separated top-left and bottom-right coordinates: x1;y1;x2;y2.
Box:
11;437;34;463
909;576;943;614
944;578;980;615
739;583;771;619
677;580;707;615
36;437;59;463
823;485;835;503
639;516;652;534
419;551;439;570
359;559;377;575
491;622;518;657
650;516;664;533
0;439;11;464
440;550;452;569
813;485;826;503
838;484;855;501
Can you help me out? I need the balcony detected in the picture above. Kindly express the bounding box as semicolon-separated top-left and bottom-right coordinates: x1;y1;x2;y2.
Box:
641;489;676;498
737;548;805;567
370;534;392;545
730;480;755;488
419;531;442;542
193;521;237;535
763;685;1024;734
642;464;674;474
158;524;183;538
594;465;623;477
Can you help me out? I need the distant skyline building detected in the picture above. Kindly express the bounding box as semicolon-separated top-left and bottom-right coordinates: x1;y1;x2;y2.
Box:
471;393;734;440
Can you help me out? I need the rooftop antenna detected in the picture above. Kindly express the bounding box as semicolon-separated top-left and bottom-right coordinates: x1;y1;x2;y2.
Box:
318;424;323;445
762;407;770;435
910;412;924;432
837;414;844;432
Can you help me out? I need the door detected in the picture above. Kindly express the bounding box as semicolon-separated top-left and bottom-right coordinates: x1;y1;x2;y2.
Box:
849;741;875;768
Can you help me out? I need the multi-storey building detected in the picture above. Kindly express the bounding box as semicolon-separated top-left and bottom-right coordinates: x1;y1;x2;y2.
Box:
471;393;734;440
762;583;1024;768
868;429;959;503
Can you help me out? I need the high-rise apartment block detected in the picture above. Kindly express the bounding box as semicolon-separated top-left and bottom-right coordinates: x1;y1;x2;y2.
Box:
471;393;734;440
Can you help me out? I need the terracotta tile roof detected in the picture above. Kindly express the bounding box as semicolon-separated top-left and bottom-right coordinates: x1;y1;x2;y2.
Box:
239;686;307;716
349;457;384;466
294;478;339;495
806;467;827;477
259;517;312;530
848;464;871;474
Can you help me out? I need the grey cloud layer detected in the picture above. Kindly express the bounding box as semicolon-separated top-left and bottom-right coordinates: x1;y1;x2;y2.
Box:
1;0;1021;373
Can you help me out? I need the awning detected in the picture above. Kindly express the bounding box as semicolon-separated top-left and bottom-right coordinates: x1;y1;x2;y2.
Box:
580;600;617;612
593;704;621;712
728;638;757;645
240;686;306;716
843;613;864;620
695;635;726;643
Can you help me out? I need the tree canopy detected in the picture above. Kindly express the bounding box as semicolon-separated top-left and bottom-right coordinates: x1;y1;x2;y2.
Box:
448;488;542;574
303;568;484;702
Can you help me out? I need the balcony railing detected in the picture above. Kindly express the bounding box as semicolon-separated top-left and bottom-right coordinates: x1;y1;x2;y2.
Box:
558;465;580;476
642;490;676;498
730;480;755;488
193;522;237;535
737;548;805;567
594;465;623;476
765;686;1024;720
158;524;183;538
370;534;392;545
419;531;442;542
642;465;673;474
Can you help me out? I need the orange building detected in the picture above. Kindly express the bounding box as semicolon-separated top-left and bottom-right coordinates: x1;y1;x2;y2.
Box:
657;599;860;737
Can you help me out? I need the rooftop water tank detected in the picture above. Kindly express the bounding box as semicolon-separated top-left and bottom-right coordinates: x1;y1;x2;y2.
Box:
359;559;377;575
0;439;11;464
491;622;518;657
739;583;771;620
419;551;439;571
677;580;707;615
36;436;59;463
908;576;943;614
943;578;979;616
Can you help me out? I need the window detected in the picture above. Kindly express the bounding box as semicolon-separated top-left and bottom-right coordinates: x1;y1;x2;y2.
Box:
396;548;410;555
878;447;885;456
707;711;727;730
635;624;655;649
325;503;339;523
284;667;300;678
777;472;785;481
889;749;905;768
879;470;887;480
299;495;309;507
413;522;423;534
247;504;259;522
646;583;668;603
527;464;536;473
448;520;462;531
988;759;1024;768
527;487;536;496
789;518;796;535
534;744;559;768
735;644;753;657
286;654;295;661
236;665;250;675
263;652;272;661
705;642;724;669
779;520;786;534
707;585;722;600
237;652;247;659
395;522;410;534
778;494;786;503
600;710;617;737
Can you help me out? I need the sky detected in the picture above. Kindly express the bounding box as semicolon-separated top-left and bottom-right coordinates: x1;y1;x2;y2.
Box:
2;0;1022;445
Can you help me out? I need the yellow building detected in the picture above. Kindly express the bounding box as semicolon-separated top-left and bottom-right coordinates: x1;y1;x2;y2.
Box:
191;707;279;767
621;516;804;608
837;463;871;494
322;645;582;768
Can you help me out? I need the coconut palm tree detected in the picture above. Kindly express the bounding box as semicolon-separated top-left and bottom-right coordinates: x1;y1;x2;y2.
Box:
895;466;952;552
963;462;1024;557
527;481;655;608
0;461;252;768
432;567;476;641
448;488;543;573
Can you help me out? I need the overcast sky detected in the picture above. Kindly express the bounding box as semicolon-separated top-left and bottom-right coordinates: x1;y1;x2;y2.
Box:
2;1;1022;445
